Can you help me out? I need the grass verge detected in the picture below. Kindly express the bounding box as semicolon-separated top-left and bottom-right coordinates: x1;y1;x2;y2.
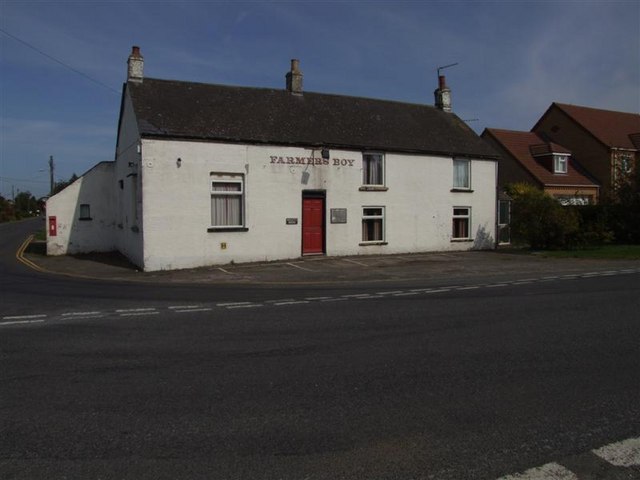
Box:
539;244;640;260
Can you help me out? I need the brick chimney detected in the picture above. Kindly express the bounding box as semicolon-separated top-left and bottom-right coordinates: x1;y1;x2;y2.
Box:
286;59;303;95
127;46;144;83
434;75;452;112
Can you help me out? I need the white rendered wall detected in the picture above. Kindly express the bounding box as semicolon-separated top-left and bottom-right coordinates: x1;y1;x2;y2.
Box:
46;162;116;255
139;139;497;271
113;90;144;268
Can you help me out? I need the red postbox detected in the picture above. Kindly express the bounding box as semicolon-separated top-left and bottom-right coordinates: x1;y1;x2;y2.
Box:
48;216;57;237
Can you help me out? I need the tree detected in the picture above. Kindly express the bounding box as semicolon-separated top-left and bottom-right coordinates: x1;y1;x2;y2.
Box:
14;191;39;219
0;195;16;223
51;173;79;195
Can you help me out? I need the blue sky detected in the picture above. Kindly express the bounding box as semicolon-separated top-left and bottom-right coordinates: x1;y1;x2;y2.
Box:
1;0;638;199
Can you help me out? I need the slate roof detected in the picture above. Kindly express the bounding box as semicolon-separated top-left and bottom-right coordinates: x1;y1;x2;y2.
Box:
484;128;598;187
535;103;640;150
126;78;497;159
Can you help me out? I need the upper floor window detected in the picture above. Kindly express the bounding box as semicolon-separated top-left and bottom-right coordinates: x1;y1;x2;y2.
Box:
363;153;384;186
453;158;471;189
554;155;568;174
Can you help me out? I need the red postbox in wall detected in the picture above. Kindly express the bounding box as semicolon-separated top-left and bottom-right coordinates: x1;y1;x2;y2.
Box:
48;216;57;237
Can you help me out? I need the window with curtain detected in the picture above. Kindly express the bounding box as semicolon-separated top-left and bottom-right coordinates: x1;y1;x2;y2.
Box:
362;153;384;186
211;174;244;227
453;158;471;189
362;207;384;242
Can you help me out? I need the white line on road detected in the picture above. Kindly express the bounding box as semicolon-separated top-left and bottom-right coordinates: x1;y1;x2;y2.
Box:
264;298;295;304
168;305;202;310
320;298;348;302
423;288;451;294
119;311;160;317
61;311;102;317
0;319;46;326
341;294;373;298
486;284;508;288
305;296;332;300
116;308;157;313
286;262;314;272
343;258;369;267
274;300;309;306
592;436;640;467
496;462;578;480
217;302;252;307
226;304;263;309
174;308;213;313
2;314;47;320
456;286;480;290
376;291;405;295
392;292;419;296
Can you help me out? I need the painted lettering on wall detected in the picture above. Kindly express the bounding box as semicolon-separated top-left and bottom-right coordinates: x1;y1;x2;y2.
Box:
269;156;356;167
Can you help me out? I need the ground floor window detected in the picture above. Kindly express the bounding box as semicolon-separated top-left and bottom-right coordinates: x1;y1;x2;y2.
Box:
452;207;471;240
362;206;384;242
211;174;244;227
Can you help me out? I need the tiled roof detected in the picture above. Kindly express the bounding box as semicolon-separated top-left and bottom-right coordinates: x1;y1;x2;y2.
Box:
484;128;598;187
127;78;498;159
543;103;640;150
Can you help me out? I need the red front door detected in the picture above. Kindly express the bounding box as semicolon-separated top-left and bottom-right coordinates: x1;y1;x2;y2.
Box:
302;197;324;255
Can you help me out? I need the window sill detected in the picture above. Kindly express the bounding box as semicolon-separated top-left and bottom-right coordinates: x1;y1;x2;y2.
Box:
208;227;249;232
450;188;474;193
359;186;388;192
79;217;92;221
359;241;388;246
451;238;473;242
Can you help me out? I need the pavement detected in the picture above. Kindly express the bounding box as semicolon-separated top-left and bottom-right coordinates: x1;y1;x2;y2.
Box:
22;239;640;286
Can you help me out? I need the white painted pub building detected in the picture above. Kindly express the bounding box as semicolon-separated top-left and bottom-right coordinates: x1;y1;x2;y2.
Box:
47;47;498;272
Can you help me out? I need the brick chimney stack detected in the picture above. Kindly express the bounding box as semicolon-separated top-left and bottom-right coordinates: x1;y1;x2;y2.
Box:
434;74;452;112
127;46;144;83
286;59;303;95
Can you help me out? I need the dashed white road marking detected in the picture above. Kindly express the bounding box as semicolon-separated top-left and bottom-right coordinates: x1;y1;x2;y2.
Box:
423;288;451;294
497;462;578;480
226;304;263;309
174;308;212;313
320;298;348;302
168;305;201;310
376;290;404;295
273;300;309;306
119;311;160;317
341;294;373;298
265;298;295;304
2;314;47;320
592;436;640;467
116;308;156;313
305;296;332;300
217;302;251;307
392;292;420;296
457;286;480;290
61;311;102;317
0;319;45;326
486;283;508;288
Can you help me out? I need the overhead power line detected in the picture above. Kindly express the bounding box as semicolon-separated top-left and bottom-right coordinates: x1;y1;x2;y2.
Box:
0;27;120;95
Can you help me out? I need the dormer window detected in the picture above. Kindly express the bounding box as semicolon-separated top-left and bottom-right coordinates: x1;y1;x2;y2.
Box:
554;155;568;174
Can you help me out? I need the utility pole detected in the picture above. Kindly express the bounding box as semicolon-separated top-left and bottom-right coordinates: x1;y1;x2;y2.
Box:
49;155;54;196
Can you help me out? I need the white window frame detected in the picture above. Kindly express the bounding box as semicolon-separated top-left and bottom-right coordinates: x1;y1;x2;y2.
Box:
554;155;568;174
362;153;385;187
210;174;245;229
453;158;471;190
452;206;471;240
361;206;385;243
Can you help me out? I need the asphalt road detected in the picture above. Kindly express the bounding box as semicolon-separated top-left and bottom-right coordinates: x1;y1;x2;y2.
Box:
1;218;639;479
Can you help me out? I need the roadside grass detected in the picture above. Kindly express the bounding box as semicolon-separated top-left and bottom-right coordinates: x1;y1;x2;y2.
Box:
538;244;640;260
34;229;46;241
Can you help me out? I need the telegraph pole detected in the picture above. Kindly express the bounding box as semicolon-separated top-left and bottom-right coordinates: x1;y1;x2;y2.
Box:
49;155;54;196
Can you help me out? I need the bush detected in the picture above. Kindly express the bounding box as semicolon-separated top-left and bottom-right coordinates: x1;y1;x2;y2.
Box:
506;183;580;249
